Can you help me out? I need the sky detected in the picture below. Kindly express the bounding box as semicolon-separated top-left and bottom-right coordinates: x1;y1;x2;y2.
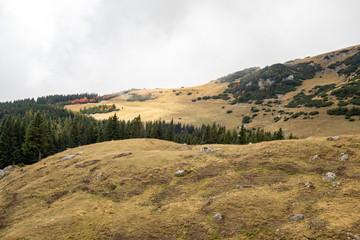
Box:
0;0;359;102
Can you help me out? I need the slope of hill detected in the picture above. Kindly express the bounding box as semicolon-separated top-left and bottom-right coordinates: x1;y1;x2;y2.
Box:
1;137;360;239
65;45;360;138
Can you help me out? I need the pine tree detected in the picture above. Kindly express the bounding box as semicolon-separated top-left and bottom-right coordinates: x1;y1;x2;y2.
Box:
22;111;48;163
165;119;175;141
239;125;247;144
0;116;16;168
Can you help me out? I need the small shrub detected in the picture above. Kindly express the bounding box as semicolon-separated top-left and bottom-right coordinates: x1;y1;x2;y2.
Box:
226;110;233;114
309;111;319;115
242;116;251;123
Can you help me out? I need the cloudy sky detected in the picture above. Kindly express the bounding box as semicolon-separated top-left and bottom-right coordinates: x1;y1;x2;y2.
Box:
0;0;359;101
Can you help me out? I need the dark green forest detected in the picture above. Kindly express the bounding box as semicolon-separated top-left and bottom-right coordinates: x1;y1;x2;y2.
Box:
0;96;289;169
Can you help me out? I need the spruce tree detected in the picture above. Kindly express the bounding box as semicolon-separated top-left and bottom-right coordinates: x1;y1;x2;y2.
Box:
22;111;47;163
165;119;175;141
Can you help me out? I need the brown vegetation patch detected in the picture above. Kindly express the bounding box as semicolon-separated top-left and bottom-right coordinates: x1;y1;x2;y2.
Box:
75;160;100;168
192;164;226;181
113;152;132;159
46;191;68;204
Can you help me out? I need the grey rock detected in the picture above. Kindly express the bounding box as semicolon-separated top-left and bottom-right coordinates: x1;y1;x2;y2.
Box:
323;172;336;182
61;155;75;162
236;185;252;189
0;189;3;193
310;154;319;161
77;158;84;162
327;136;340;141
200;147;213;153
183;143;187;146
3;165;14;172
304;182;314;189
174;170;187;177
95;172;103;180
289;213;304;221
347;232;360;240
214;213;223;221
340;153;348;161
77;152;83;155
214;148;223;151
0;170;4;177
332;181;340;187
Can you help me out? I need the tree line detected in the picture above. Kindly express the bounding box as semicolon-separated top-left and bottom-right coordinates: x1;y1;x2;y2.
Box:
0;109;288;168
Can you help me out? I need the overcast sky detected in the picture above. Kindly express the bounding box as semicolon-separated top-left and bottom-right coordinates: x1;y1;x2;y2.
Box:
0;0;359;101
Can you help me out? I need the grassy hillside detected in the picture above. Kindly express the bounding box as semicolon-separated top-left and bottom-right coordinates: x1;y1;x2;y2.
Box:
1;137;360;239
65;45;360;138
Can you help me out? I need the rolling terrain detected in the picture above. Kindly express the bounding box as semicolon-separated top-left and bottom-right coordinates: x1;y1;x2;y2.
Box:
66;44;360;138
1;136;360;239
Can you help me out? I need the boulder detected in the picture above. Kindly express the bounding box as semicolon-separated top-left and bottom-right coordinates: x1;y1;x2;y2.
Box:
183;143;187;146
214;213;223;221
323;172;336;182
347;232;360;240
332;181;340;187
304;182;314;189
327;136;340;141
0;170;4;177
61;155;75;162
289;213;304;221
200;147;213;153
174;170;187;177
3;165;14;172
310;154;318;161
95;173;103;180
340;153;348;161
236;185;252;189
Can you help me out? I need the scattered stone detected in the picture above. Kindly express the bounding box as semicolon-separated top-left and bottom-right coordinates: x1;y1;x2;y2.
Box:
214;148;223;151
323;172;336;182
113;152;132;159
332;181;341;187
20;167;26;172
236;185;252;189
50;218;55;222
248;142;253;145
78;158;84;162
95;173;103;180
340;153;348;161
310;154;319;161
183;143;187;146
304;182;315;189
3;165;14;172
61;155;75;162
174;170;187;177
214;213;223;221
327;136;340;141
200;147;213;153
347;232;360;240
289;213;304;221
77;152;83;155
0;170;4;177
0;189;3;193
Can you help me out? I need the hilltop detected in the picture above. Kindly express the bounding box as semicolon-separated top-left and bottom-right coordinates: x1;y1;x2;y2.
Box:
66;44;360;138
1;136;360;239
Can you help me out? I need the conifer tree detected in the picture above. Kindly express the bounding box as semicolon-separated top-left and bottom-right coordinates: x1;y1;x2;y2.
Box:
22;111;47;163
165;119;175;141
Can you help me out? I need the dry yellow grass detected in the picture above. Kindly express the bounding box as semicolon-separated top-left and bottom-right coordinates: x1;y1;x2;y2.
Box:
1;136;360;239
65;45;360;138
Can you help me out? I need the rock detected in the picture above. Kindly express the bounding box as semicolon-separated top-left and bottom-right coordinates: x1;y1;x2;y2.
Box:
347;232;360;240
61;155;75;162
214;148;223;151
332;181;340;187
174;170;187;177
113;152;132;159
95;173;103;180
183;143;187;146
0;189;3;193
304;182;314;189
3;165;14;172
310;154;318;161
78;158;84;162
236;185;252;189
0;170;4;177
340;153;348;161
289;213;304;221
77;152;83;155
214;213;223;221
323;172;336;182
248;142;252;145
327;136;340;141
200;147;213;153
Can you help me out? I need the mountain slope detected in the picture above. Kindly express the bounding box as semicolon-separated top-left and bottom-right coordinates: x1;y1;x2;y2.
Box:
1;137;360;239
65;44;360;138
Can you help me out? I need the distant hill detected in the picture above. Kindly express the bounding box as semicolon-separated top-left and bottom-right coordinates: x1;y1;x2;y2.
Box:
66;44;360;138
1;137;360;239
